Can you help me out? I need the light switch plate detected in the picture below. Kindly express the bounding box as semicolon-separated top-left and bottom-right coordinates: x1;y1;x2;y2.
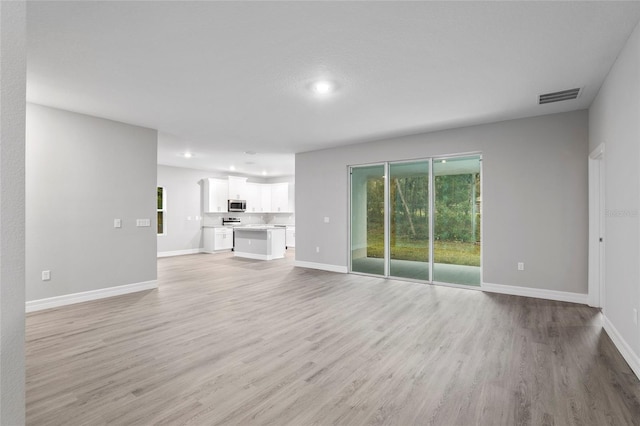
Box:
324;217;330;223
114;218;122;228
41;270;51;281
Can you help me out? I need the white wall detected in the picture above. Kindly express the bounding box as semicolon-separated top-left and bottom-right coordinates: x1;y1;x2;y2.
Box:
157;165;206;255
589;20;640;363
26;104;158;301
296;110;589;294
0;1;26;423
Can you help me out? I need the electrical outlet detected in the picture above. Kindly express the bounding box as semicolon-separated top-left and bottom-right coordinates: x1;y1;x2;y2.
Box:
136;218;151;227
634;308;638;326
517;262;525;271
41;270;51;281
316;246;320;253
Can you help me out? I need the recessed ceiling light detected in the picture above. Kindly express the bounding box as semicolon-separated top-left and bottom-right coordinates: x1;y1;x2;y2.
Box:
183;152;193;158
441;160;447;163
311;80;334;95
262;171;267;176
230;165;236;171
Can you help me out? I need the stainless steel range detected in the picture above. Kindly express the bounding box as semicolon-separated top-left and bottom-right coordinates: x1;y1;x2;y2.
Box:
222;217;241;227
222;217;241;250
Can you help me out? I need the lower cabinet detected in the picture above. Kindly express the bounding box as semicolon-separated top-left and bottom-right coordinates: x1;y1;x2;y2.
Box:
285;226;295;248
203;227;234;253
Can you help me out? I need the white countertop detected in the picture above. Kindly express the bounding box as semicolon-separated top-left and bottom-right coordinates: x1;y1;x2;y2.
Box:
204;224;294;229
234;226;285;231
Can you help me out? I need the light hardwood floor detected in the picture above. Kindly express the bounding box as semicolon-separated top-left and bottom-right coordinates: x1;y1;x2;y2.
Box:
27;251;640;425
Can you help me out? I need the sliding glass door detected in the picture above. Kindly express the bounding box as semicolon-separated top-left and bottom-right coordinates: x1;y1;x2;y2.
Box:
389;161;430;281
433;156;482;286
349;154;481;286
350;164;385;276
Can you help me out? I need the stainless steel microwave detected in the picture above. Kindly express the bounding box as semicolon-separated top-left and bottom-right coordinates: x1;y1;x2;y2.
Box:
228;199;246;212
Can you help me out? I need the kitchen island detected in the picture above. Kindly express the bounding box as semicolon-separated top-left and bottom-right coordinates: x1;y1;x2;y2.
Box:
233;226;286;260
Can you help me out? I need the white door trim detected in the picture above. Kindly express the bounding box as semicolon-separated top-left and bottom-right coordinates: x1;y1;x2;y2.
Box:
588;143;605;308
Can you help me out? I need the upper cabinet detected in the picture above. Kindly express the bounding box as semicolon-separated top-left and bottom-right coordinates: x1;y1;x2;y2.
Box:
203;176;293;214
228;176;248;200
270;182;290;213
245;182;262;213
202;178;229;213
261;184;272;213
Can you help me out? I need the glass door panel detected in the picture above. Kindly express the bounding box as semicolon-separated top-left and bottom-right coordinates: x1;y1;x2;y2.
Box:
388;161;430;280
433;156;481;286
350;165;385;275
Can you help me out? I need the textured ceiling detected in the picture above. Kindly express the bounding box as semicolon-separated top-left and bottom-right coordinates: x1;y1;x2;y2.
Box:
27;1;640;177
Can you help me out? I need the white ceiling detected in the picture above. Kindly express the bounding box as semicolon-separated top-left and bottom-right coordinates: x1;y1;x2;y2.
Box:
27;1;640;177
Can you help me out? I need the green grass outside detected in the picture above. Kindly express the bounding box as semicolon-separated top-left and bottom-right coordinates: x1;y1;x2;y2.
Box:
366;236;480;267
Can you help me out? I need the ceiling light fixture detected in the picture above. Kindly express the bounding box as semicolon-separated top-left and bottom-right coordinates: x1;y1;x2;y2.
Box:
183;152;193;158
311;80;334;95
262;171;267;176
230;165;236;171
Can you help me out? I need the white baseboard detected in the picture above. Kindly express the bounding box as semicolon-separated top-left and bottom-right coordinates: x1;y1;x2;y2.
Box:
234;252;284;261
603;315;640;380
26;280;158;313
482;282;588;305
157;248;203;258
294;260;348;274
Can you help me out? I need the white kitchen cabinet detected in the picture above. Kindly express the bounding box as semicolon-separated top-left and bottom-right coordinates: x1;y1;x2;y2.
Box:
247;183;275;213
260;184;272;212
245;182;261;212
286;226;295;248
270;182;289;212
203;178;228;213
228;176;248;200
225;180;293;214
214;227;234;250
203;227;233;252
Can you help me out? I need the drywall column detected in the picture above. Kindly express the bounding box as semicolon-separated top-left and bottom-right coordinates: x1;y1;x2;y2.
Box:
0;1;26;424
26;104;158;303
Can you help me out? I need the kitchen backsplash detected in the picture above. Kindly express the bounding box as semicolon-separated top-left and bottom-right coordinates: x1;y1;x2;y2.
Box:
203;212;295;227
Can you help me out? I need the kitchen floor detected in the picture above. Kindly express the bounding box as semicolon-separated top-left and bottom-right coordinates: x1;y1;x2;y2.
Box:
26;251;640;425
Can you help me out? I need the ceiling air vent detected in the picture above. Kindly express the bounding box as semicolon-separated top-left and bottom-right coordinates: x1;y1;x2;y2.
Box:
539;88;581;105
